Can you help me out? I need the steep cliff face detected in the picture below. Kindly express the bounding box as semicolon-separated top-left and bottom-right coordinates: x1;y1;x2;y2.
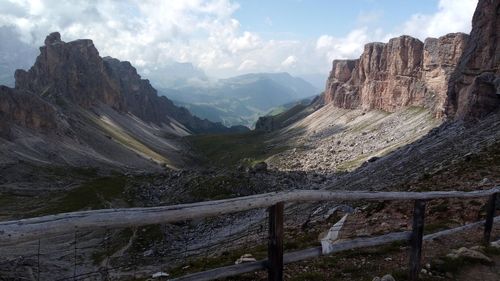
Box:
357;37;424;112
323;33;469;116
324;59;358;108
0;86;59;138
446;0;500;119
423;33;470;117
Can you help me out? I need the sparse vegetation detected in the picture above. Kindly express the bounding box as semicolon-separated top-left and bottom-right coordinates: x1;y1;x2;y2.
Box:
186;175;256;201
186;131;287;167
35;175;129;215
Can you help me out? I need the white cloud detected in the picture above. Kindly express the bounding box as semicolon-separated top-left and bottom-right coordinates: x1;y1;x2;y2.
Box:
281;55;297;68
0;0;477;80
237;59;257;71
401;0;476;40
313;0;476;72
228;31;261;53
315;28;377;63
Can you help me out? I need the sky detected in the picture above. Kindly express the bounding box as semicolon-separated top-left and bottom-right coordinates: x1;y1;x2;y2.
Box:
0;0;477;79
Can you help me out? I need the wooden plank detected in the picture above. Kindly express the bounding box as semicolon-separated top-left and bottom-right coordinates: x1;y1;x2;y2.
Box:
424;216;500;241
484;193;497;245
172;218;500;281
409;200;426;281
284;247;322;264
171;232;411;281
320;231;411;255
268;202;284;281
171;260;268;281
1;187;498;244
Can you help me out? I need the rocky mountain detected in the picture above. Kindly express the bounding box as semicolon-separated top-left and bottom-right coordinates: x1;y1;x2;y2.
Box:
445;0;500;119
257;25;498;132
160;72;319;127
0;32;245;170
322;33;469;117
258;0;500;174
1;1;500;281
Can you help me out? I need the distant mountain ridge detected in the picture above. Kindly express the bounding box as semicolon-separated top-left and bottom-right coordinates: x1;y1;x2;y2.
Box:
160;72;319;127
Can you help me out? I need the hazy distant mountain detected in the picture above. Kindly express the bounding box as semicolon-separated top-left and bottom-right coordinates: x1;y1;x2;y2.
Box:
299;73;328;90
144;62;209;89
159;72;320;127
0;27;38;86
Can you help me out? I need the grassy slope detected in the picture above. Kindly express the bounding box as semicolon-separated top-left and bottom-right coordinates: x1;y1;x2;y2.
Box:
81;109;174;167
186;131;287;167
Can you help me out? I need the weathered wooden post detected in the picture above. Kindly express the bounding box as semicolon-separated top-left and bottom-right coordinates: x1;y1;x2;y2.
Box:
268;202;284;281
484;193;497;245
409;200;426;281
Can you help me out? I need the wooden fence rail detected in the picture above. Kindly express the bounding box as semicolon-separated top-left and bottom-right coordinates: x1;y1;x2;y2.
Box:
0;187;498;281
1;188;499;244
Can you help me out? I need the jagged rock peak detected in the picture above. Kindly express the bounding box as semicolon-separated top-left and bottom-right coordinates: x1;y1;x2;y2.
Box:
44;32;62;45
15;32;122;110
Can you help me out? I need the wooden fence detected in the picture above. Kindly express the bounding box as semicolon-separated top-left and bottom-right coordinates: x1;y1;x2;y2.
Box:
0;187;499;281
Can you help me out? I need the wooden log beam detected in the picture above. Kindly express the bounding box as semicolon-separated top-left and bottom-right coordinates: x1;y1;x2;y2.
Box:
424;216;500;241
170;260;268;281
268;202;284;281
171;232;411;281
409;200;426;281
1;187;498;244
484;193;498;245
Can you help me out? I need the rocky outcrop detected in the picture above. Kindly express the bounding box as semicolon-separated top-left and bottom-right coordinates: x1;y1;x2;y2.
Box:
15;32;124;111
255;102;313;132
445;0;500;119
324;59;358;108
0;86;59;138
323;33;469;116
423;33;470;117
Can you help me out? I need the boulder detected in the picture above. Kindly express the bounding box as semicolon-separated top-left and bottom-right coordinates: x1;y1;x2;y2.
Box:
446;247;492;263
381;274;396;281
152;271;169;278
235;254;257;264
372;274;395;281
253;162;268;173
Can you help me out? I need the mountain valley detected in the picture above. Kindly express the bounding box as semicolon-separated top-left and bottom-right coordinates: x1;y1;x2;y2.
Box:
160;72;319;128
0;0;499;280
